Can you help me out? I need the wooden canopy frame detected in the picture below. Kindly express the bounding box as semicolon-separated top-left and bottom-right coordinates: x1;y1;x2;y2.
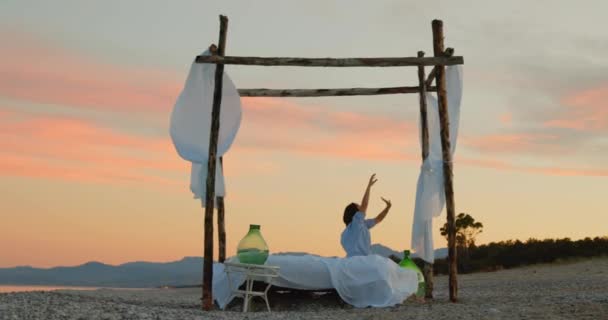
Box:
196;15;464;310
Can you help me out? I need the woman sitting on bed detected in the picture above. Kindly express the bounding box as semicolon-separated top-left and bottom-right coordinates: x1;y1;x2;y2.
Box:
340;174;392;257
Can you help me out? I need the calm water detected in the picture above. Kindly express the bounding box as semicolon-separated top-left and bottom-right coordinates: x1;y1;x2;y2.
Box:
0;285;100;293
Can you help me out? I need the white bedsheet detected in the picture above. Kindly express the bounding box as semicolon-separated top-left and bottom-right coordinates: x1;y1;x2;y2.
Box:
212;254;418;309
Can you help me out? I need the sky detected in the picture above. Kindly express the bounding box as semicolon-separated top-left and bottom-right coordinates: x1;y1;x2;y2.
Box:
1;0;607;268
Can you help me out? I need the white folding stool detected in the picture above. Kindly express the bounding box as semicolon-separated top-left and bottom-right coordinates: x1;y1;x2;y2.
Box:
224;262;280;312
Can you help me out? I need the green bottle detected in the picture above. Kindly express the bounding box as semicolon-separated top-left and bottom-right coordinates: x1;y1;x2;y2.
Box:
398;250;425;298
236;224;269;265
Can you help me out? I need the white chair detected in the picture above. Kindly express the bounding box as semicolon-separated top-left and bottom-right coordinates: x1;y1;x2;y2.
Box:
224;262;280;312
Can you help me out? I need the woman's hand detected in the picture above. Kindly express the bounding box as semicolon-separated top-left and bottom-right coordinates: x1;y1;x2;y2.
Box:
368;174;378;188
374;197;392;225
381;197;392;209
360;174;377;213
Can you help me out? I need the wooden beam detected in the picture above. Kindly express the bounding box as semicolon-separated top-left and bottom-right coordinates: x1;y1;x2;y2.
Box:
425;48;454;87
417;51;434;299
432;19;458;303
202;14;228;311
238;86;438;97
196;55;464;67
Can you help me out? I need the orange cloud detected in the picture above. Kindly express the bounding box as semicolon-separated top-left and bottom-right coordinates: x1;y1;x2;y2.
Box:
0;112;183;186
0;109;292;188
544;84;608;131
238;97;418;161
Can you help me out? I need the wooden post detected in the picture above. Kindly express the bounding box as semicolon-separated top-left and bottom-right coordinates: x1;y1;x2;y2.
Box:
416;51;434;299
432;19;458;302
417;51;430;161
202;14;228;311
425;48;454;87
217;157;226;263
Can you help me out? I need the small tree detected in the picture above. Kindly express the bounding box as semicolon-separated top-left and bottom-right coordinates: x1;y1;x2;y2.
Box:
440;212;483;273
440;212;484;249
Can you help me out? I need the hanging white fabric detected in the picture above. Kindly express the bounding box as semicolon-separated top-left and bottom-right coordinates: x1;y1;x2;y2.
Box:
170;50;242;207
411;65;463;263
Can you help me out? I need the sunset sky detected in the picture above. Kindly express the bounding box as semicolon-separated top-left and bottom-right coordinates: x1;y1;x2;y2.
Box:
1;1;607;268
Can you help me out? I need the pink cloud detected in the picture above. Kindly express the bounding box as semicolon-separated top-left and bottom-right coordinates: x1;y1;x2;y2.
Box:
238;97;418;161
0;30;180;113
544;84;608;132
241;97;316;128
0;29;419;164
460;158;608;177
0;153;179;185
2;105;605;185
1;29;605;180
499;112;512;125
462;133;563;154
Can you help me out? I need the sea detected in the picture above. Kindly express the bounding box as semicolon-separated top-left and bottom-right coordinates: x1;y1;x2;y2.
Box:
0;285;102;293
0;285;155;293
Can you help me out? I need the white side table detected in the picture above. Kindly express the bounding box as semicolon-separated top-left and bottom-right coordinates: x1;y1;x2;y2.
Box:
224;261;280;312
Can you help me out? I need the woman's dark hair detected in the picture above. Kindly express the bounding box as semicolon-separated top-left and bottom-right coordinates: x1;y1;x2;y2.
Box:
343;202;359;226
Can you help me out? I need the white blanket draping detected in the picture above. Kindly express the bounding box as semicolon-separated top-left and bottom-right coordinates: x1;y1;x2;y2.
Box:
212;254;418;309
411;66;463;263
169;50;242;207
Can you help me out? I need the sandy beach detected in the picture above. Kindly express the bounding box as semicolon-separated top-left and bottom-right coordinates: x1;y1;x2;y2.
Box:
1;258;606;320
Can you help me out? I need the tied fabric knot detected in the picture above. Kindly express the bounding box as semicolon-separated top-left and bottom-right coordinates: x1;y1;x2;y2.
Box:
421;161;434;173
421;159;443;175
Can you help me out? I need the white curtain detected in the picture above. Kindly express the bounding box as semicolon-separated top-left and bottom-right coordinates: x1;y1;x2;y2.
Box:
411;66;463;263
170;50;242;207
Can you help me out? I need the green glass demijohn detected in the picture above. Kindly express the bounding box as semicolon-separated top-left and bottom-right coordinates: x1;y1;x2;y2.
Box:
398;250;425;298
236;224;269;265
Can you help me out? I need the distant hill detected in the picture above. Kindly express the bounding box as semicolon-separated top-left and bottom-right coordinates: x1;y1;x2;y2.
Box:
370;244;448;260
0;257;204;288
273;245;448;260
0;244;446;287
